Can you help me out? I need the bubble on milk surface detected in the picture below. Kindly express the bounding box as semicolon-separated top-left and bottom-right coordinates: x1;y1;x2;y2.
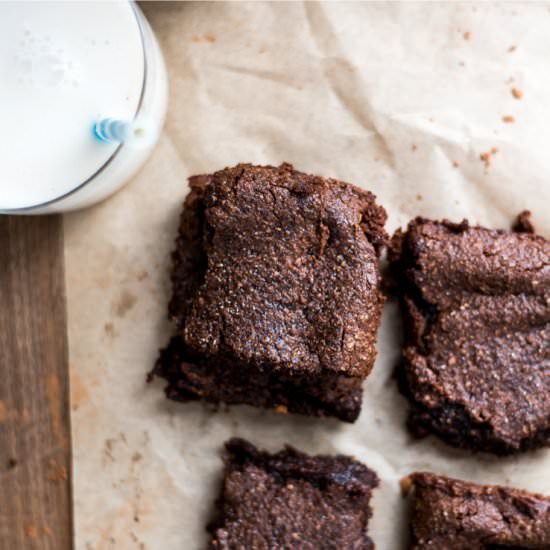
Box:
33;54;66;87
15;27;77;90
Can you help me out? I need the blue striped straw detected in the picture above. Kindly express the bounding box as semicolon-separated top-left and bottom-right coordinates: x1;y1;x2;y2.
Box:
93;118;132;143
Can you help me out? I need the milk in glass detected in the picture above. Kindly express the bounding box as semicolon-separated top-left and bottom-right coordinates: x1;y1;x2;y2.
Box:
0;2;167;213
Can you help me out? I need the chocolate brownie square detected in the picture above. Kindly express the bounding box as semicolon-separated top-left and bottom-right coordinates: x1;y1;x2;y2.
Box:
152;163;388;422
404;472;550;549
209;438;379;550
390;213;550;454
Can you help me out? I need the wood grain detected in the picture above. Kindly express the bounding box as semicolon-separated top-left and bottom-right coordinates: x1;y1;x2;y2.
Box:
0;216;72;549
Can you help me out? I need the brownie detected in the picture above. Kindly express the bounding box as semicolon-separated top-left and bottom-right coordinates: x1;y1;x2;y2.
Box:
390;213;550;454
404;472;550;549
208;438;379;550
152;163;388;422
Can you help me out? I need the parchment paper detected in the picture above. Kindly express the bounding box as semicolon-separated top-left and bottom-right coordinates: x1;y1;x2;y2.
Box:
64;3;550;549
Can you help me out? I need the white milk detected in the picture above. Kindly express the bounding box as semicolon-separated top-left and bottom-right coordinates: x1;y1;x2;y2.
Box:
0;2;167;213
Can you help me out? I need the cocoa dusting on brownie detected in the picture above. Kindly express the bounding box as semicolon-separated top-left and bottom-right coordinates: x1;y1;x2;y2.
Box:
390;211;550;454
209;438;379;550
152;163;388;422
405;472;550;549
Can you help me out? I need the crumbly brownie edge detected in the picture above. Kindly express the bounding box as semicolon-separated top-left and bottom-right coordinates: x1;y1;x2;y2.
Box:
168;175;210;329
152;336;364;422
221;438;380;490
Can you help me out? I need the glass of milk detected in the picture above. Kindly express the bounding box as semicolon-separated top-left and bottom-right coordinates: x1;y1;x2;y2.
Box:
0;2;168;214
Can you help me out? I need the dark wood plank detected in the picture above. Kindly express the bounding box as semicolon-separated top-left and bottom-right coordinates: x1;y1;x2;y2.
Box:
0;216;72;550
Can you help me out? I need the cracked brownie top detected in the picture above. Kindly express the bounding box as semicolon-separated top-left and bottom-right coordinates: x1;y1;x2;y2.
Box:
172;163;388;378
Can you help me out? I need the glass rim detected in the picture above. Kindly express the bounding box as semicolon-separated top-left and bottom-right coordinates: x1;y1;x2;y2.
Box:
0;1;148;214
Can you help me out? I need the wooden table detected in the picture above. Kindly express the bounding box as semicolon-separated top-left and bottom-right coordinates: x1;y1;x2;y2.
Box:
0;216;72;549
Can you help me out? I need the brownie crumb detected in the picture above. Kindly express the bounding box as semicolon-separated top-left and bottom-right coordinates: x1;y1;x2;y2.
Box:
400;475;413;497
463;31;471;40
511;87;523;99
192;32;216;44
479;153;491;168
502;115;515;123
480;147;498;168
7;458;17;469
452;160;460;168
513;209;535;234
508;44;518;52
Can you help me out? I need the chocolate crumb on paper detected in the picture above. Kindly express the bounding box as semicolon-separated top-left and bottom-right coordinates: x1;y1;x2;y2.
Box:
136;270;149;282
511;87;523;99
502;115;515;123
192;32;216;44
513;209;535;234
104;322;116;338
480;147;498;169
399;475;413;496
508;44;518;52
131;452;143;464
113;290;137;318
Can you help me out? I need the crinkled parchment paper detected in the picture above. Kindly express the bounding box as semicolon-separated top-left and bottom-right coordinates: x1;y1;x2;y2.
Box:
64;3;550;549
